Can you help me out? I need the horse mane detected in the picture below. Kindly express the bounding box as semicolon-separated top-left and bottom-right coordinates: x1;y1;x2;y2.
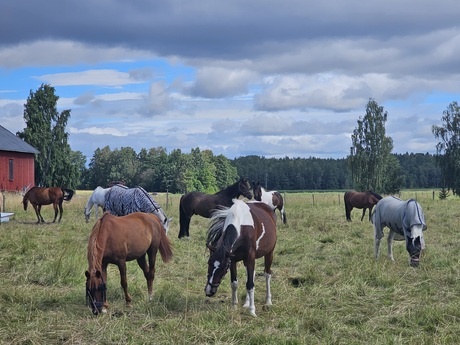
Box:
87;213;109;271
368;190;383;200
206;206;231;248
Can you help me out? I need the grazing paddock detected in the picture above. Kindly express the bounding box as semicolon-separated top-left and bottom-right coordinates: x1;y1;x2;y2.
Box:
0;190;459;344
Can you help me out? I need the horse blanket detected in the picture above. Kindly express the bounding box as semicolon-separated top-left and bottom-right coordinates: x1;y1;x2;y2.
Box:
104;185;162;216
372;196;427;245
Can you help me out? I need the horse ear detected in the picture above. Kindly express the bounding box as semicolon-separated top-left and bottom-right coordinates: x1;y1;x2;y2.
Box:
95;270;102;278
85;271;90;279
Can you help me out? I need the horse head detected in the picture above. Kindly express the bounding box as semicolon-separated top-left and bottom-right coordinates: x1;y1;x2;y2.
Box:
406;224;425;267
84;207;91;223
238;178;253;200
251;181;262;201
85;270;107;315
205;246;231;297
22;195;29;210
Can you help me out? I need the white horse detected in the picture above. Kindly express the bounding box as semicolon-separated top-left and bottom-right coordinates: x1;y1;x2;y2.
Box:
84;187;110;223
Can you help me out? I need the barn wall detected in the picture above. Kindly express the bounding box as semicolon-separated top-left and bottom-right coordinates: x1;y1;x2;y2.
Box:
0;151;35;192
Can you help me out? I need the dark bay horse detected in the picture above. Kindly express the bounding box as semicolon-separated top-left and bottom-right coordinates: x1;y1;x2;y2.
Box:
373;196;427;267
251;181;287;224
178;177;252;239
205;200;277;317
344;190;382;222
22;187;74;223
85;212;173;315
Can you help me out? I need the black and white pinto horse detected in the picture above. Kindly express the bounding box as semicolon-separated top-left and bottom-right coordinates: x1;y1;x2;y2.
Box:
372;196;427;267
205;199;277;317
251;181;287;224
104;184;171;234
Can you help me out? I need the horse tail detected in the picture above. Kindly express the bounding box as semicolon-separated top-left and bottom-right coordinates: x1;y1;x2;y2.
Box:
158;229;173;263
62;188;75;201
280;204;287;224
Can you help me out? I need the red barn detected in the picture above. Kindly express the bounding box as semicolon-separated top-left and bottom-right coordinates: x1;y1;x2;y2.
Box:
0;125;39;192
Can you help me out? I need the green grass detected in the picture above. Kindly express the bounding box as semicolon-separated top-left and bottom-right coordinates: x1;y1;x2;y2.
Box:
0;190;459;344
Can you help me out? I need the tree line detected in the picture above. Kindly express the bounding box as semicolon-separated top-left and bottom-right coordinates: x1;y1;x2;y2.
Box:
15;85;458;195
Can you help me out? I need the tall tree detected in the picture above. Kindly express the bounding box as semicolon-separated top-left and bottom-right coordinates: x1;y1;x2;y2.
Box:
17;84;78;188
348;98;400;193
432;101;460;195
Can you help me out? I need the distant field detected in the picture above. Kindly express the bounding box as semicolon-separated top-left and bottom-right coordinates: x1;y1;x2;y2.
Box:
0;190;459;344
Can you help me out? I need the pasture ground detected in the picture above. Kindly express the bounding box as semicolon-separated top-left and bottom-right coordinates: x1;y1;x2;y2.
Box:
0;190;459;344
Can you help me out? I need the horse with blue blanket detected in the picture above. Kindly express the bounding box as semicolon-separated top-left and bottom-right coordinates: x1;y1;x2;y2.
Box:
372;196;427;267
104;184;171;233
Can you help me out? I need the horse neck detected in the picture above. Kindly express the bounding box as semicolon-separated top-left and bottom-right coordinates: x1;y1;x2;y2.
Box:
221;182;242;199
87;220;108;272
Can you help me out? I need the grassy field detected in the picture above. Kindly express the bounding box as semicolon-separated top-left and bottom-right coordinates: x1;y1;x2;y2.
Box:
0;190;459;344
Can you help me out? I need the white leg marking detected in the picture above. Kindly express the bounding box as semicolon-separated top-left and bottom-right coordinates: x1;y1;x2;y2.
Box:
264;272;272;305
231;280;238;306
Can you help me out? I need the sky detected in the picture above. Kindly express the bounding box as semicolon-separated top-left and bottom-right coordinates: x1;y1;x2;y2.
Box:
1;1;459;163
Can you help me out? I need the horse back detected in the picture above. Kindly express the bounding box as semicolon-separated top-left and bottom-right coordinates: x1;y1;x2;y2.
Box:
180;191;225;218
98;213;158;258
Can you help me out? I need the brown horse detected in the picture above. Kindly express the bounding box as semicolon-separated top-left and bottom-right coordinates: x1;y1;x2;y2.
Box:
344;190;382;222
178;177;252;239
205;200;277;317
22;187;74;223
85;212;173;315
251;181;287;224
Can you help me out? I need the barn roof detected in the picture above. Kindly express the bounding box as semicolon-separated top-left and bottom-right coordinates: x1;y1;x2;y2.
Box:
0;125;40;154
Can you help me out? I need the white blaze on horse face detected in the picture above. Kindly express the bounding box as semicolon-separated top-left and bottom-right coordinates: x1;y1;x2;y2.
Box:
209;260;220;284
411;224;425;249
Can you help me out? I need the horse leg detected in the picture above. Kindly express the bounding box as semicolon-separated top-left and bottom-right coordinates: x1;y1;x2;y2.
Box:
229;260;238;307
374;224;382;260
117;261;132;304
102;264;109;312
345;204;352;222
137;250;157;301
387;231;397;262
280;205;287;224
178;207;192;239
243;258;257;317
368;206;374;222
360;208;366;222
34;204;44;223
58;201;64;222
52;203;59;223
263;251;274;306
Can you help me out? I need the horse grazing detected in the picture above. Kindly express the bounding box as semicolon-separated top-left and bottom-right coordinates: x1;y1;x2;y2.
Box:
84;186;110;223
104;184;171;234
22;187;74;223
85;212;173;315
178;177;252;239
344;190;382;222
372;196;427;267
251;181;287;224
205;200;277;317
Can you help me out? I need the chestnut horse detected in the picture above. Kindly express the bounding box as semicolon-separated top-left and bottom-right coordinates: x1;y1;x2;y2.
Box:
344;190;382;222
178;177;252;239
205;200;277;317
85;212;173;315
22;186;74;223
251;181;287;224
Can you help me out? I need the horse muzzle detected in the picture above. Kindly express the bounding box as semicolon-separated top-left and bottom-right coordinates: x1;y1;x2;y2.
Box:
205;283;218;297
410;256;420;267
